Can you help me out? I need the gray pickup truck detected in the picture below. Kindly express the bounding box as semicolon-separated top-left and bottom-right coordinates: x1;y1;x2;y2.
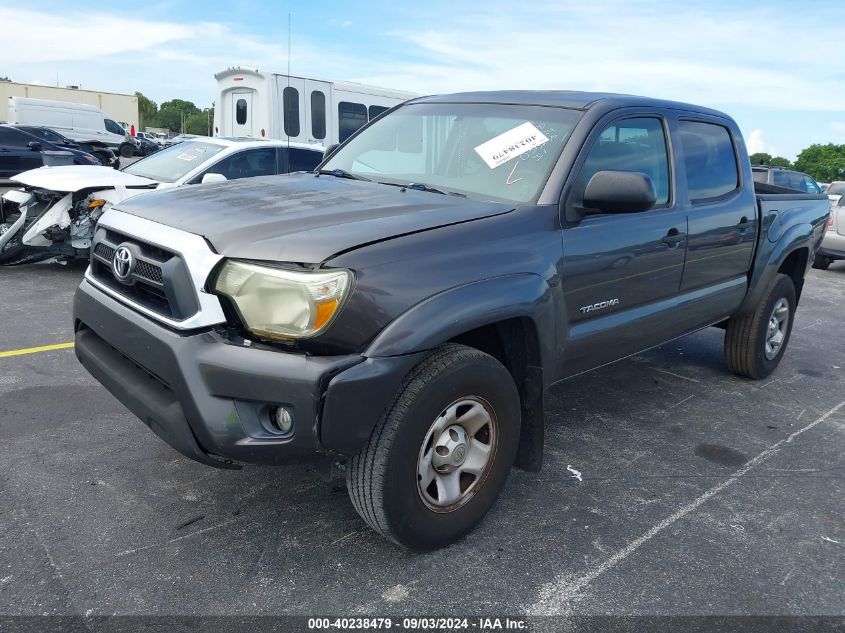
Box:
73;91;830;550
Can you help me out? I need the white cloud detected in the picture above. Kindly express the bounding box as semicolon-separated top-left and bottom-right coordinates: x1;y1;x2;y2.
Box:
746;130;769;155
0;8;200;64
2;0;844;141
366;3;845;112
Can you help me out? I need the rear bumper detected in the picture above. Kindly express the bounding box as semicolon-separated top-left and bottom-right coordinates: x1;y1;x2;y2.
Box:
74;279;422;467
819;231;845;259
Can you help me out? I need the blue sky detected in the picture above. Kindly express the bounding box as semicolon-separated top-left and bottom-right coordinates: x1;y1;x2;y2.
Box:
2;0;844;159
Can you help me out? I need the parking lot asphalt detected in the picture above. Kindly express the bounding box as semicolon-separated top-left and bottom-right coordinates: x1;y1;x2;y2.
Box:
0;261;843;618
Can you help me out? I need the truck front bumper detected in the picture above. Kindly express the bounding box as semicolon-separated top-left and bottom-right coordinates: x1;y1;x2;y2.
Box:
74;279;423;468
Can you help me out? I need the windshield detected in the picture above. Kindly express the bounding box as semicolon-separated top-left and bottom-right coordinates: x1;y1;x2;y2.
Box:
25;127;70;145
828;182;845;196
123;141;224;183
322;102;582;203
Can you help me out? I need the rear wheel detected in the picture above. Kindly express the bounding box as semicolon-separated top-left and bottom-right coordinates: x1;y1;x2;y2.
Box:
347;344;520;550
119;143;133;158
725;273;796;379
812;254;831;270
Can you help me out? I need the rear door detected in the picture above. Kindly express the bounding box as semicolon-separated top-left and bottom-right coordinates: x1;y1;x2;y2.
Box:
560;114;687;376
231;91;254;137
676;117;757;295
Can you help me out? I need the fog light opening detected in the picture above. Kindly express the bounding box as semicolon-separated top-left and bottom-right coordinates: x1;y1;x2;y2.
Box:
270;406;293;434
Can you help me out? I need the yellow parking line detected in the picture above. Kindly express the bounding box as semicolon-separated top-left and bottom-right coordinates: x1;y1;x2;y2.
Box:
0;342;75;358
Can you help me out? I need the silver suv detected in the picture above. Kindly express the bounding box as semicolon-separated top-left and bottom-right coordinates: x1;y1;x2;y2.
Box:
752;166;822;193
814;187;845;269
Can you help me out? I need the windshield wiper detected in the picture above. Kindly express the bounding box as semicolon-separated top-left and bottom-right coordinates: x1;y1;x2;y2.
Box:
380;181;467;198
316;168;370;182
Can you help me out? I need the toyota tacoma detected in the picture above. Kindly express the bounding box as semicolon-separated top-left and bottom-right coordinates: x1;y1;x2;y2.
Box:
73;91;831;550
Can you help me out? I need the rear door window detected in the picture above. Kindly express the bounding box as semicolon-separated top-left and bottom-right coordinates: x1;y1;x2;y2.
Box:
338;102;368;143
678;121;739;201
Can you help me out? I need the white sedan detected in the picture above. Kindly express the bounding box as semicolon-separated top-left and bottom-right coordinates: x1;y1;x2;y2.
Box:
0;137;325;265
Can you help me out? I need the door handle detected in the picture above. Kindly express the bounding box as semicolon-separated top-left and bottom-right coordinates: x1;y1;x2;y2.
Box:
736;216;754;230
661;228;685;247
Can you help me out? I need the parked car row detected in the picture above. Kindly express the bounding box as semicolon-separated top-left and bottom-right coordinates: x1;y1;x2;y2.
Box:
0;124;114;178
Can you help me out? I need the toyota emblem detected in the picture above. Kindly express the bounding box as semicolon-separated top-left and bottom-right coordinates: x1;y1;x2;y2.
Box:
112;245;134;282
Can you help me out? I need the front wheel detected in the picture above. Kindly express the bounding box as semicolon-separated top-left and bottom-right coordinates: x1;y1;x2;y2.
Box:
119;143;133;158
724;273;797;379
347;344;521;550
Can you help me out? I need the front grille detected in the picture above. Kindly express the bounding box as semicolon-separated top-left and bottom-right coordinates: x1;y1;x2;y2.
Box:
89;228;198;320
134;260;164;284
93;242;115;261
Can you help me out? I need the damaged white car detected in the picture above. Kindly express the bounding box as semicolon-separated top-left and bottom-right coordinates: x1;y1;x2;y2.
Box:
0;138;324;265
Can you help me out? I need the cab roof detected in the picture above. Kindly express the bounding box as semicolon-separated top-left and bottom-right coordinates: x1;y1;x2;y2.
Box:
411;90;730;119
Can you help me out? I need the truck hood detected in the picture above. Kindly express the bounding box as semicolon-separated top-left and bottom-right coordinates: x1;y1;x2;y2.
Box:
113;173;513;262
11;166;158;192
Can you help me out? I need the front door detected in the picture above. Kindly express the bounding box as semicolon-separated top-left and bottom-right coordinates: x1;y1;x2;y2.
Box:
560;115;687;377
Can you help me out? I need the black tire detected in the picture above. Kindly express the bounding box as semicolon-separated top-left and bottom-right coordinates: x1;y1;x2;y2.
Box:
347;343;521;550
119;143;133;158
725;273;797;379
812;254;831;270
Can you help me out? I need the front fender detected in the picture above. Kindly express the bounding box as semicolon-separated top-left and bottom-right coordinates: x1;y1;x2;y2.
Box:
365;272;556;374
321;273;556;458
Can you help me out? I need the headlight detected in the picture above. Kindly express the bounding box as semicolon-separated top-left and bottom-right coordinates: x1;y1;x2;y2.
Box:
213;260;352;340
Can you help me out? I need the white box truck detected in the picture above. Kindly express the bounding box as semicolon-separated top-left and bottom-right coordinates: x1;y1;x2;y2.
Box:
7;97;134;157
213;67;418;146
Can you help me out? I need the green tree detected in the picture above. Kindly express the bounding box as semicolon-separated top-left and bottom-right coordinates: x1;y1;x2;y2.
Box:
184;108;214;136
793;144;845;182
135;92;158;130
749;152;773;165
769;156;792;168
156;99;200;133
0;75;11;82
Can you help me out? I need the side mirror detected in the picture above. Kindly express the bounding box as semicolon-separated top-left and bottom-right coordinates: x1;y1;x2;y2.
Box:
583;170;657;213
201;172;227;184
323;143;340;162
27;141;42;152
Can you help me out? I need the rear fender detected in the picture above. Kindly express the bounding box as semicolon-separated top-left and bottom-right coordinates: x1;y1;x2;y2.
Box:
737;222;814;315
